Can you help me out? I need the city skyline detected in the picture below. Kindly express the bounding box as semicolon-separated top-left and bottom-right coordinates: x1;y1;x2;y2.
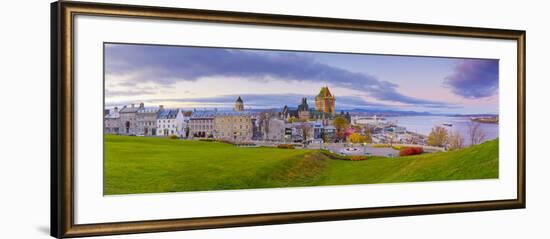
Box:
105;43;499;114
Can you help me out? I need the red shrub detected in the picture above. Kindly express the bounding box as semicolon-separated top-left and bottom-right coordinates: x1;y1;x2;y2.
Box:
399;147;424;156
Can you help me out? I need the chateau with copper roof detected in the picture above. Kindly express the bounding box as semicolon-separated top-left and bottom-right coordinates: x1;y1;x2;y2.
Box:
315;86;335;114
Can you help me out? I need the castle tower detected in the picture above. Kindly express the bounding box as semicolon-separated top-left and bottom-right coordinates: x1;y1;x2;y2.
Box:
298;97;309;112
234;96;244;111
315;86;335;114
297;97;310;120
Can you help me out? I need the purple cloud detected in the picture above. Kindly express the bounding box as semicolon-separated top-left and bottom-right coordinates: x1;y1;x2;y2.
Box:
105;43;453;108
444;59;499;99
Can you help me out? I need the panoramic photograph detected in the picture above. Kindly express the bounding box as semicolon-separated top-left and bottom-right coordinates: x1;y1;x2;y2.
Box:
103;43;499;195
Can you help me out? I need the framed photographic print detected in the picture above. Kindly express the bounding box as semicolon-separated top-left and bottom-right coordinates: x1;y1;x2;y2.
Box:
51;1;526;238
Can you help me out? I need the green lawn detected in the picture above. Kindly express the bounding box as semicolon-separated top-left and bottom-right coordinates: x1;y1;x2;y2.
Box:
105;135;498;195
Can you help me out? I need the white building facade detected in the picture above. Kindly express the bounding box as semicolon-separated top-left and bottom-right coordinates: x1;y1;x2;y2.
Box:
156;109;185;137
265;118;286;141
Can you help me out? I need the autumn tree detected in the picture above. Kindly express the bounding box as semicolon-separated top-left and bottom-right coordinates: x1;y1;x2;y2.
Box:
447;131;464;151
427;126;448;147
408;133;419;145
259;110;275;140
351;125;362;132
288;116;297;123
348;133;367;144
387;132;396;146
364;127;373;144
332;116;349;141
296;123;312;142
467;122;486;145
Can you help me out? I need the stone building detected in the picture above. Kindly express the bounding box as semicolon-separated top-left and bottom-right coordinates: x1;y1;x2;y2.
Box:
315;86;335;114
234;96;244;111
213;112;253;141
280;105;297;120
136;104;160;136
281;98;311;121
104;107;121;134
119;103;142;135
297;97;310;120
189;110;216;138
281;94;334;122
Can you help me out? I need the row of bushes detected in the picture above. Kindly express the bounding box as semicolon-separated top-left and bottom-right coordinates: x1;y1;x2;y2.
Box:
399;147;424;156
217;139;236;145
372;143;391;148
277;144;295;149
320;149;369;161
391;145;405;150
198;138;216;142
198;138;252;146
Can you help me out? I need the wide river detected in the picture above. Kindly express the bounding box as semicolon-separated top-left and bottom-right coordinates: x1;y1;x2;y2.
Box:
385;115;499;145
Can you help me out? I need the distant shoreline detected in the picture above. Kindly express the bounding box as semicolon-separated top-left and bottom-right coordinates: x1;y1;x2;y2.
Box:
470;116;499;124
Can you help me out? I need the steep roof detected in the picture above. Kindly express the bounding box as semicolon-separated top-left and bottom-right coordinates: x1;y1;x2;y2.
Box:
105;109;120;119
317;86;333;98
157;109;180;119
191;110;251;118
297;98;309;111
119;106;139;113
236;96;243;103
137;107;160;114
190;110;217;119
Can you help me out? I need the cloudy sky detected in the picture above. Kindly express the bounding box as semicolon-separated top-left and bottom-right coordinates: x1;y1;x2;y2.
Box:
104;43;499;114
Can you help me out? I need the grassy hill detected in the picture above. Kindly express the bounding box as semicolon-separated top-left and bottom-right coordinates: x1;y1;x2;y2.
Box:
104;135;498;195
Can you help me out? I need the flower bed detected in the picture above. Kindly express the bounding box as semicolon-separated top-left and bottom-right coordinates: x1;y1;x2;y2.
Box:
320;149;368;161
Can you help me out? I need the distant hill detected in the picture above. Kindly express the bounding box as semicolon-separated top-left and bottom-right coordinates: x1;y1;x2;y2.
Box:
224;107;497;117
341;108;434;116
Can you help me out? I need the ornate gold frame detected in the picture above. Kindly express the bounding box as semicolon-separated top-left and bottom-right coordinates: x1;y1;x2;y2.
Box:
51;1;526;238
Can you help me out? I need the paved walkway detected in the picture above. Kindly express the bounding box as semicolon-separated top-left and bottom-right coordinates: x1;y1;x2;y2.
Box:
308;144;399;157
